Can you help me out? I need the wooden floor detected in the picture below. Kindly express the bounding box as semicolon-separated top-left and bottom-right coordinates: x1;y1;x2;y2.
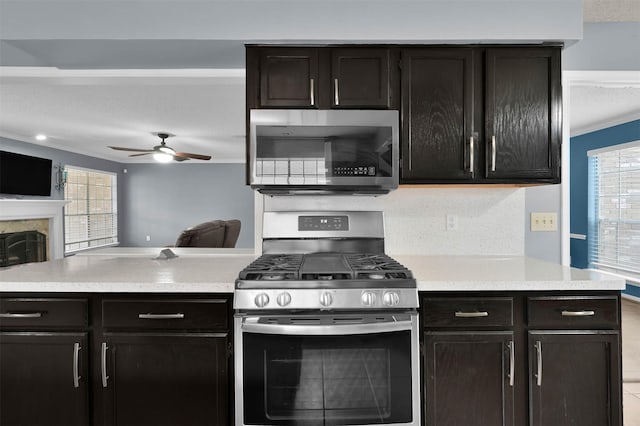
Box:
623;297;640;426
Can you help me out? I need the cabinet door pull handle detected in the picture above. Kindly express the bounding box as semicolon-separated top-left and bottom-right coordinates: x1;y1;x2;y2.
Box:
334;78;340;106
454;311;489;318
101;342;109;388
491;135;497;172
0;312;43;318
138;313;185;319
469;136;475;177
535;341;543;386
561;310;595;317
310;78;315;106
73;342;81;388
507;340;515;387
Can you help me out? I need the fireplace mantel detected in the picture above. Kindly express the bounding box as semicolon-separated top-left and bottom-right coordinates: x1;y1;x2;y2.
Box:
0;199;69;260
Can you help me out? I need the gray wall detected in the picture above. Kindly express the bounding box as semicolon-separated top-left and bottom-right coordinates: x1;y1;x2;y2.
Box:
563;22;640;71
1;138;255;249
119;163;254;248
0;137;123;202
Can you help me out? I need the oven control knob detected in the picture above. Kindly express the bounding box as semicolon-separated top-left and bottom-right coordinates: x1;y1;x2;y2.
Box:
276;292;292;307
361;291;377;307
319;291;333;307
382;291;400;307
254;292;270;308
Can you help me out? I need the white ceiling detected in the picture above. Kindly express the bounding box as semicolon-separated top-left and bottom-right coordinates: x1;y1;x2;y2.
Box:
0;69;247;163
0;1;638;163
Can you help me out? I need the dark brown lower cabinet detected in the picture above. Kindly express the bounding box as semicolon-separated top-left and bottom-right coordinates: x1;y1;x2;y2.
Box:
0;332;89;426
97;333;229;426
528;331;621;426
421;292;622;426
424;331;514;426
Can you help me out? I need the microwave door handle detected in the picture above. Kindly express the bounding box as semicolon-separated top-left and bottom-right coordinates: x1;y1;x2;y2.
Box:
241;317;414;335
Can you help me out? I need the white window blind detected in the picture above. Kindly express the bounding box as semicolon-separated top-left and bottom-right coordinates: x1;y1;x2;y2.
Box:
588;141;640;282
64;166;118;253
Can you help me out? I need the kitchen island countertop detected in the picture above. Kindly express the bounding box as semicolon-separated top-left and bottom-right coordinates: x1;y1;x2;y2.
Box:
0;248;626;293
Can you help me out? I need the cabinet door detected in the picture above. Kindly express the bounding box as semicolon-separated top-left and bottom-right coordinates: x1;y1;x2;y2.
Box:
0;332;89;426
424;331;515;426
485;47;561;181
331;48;390;108
259;47;319;108
528;331;621;426
98;333;229;426
400;48;475;182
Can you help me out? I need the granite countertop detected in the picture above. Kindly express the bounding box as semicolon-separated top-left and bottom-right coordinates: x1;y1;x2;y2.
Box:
0;248;626;293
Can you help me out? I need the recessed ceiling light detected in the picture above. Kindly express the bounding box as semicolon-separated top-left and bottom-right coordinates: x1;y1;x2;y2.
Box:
35;134;47;141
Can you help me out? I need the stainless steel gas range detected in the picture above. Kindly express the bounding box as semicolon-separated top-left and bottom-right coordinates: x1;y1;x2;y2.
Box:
234;211;420;426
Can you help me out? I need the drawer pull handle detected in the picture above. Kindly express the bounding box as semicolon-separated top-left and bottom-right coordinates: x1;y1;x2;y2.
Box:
454;311;489;318
561;310;595;317
73;342;81;388
101;342;109;388
535;341;543;386
0;312;43;318
334;78;340;106
138;313;185;320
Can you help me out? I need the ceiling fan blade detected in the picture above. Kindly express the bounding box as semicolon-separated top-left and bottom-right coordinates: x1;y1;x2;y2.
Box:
109;146;154;152
128;152;152;157
175;152;212;161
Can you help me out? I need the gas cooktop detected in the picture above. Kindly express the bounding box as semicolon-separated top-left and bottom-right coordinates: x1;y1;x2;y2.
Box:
237;252;413;282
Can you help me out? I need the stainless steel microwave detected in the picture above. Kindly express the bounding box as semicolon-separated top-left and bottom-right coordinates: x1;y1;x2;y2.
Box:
249;109;399;195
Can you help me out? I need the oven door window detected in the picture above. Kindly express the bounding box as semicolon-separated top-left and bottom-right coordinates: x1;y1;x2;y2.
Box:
242;330;413;425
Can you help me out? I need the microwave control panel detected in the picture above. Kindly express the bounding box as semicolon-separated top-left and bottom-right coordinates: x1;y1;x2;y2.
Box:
332;166;376;176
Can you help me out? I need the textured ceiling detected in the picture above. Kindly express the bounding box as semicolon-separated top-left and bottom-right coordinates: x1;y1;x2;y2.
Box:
584;0;640;22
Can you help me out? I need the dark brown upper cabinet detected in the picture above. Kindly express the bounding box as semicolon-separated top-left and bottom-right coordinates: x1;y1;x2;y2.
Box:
330;48;390;108
256;47;319;108
400;45;561;184
248;46;394;109
484;47;561;182
400;48;476;182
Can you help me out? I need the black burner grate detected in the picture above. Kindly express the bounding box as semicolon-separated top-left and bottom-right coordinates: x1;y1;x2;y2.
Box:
239;253;412;281
345;253;413;280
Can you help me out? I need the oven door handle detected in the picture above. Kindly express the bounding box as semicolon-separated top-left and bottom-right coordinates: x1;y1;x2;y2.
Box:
241;317;414;335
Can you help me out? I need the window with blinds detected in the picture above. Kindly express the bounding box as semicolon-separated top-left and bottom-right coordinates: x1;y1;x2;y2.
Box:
64;166;118;253
588;140;640;283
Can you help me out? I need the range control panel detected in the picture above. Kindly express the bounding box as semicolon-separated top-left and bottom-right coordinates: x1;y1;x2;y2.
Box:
298;215;349;231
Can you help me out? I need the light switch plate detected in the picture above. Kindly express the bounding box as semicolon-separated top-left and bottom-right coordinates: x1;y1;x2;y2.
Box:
531;212;558;232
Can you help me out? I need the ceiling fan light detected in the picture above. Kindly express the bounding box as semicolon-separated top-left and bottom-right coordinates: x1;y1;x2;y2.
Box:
153;152;174;163
158;146;175;155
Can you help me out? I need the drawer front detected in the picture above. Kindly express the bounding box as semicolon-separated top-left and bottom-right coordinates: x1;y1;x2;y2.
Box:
102;298;229;330
0;298;88;328
527;296;619;328
422;297;513;328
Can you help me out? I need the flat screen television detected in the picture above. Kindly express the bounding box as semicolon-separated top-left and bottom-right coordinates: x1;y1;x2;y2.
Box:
0;150;53;196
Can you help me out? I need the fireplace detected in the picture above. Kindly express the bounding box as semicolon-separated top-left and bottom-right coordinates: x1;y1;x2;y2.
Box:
0;231;47;267
0;199;68;260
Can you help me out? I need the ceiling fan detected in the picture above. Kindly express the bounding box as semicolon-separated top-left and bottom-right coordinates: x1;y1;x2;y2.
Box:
109;132;212;162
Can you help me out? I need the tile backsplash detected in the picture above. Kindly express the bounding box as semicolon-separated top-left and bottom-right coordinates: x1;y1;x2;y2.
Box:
260;187;525;256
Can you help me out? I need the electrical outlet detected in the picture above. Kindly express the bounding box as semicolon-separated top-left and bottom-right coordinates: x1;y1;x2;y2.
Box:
146;235;151;241
446;214;459;231
531;212;558;232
